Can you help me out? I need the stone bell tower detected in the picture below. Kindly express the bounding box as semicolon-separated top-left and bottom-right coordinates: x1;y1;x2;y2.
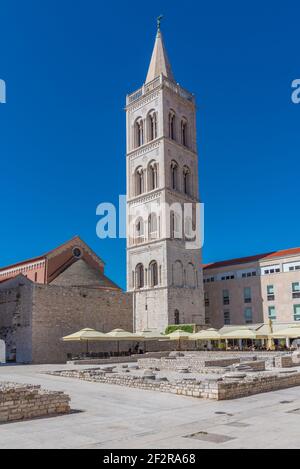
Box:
126;20;204;332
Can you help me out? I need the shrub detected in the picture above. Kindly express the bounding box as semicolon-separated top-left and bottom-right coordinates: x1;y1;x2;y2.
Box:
165;324;195;335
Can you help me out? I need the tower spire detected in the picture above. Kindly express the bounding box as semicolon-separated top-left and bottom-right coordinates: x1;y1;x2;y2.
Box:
146;17;175;84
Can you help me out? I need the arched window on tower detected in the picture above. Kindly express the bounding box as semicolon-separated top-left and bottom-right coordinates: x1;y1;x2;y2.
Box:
135;217;144;244
149;261;159;287
181;118;188;147
135;118;144;148
186;262;196;288
169;110;176;140
170;160;178;190
184;208;196;242
148;161;158;191
184;216;193;239
170;210;182;239
135;166;144;196
183;166;191;196
136;263;144;289
147;111;158;142
173;261;184;287
148;212;158;240
170;211;175;239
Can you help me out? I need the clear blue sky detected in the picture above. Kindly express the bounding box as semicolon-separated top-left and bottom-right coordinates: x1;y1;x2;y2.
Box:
0;0;299;289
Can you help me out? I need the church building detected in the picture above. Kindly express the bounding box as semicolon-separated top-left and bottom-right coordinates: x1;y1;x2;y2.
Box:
0;237;132;363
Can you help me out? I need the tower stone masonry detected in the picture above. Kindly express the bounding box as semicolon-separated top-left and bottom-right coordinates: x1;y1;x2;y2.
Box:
126;26;205;332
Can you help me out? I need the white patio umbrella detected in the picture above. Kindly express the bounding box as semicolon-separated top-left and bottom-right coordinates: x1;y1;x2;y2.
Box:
105;329;143;355
136;329;166;340
272;326;300;339
135;329;166;352
164;329;193;351
62;328;107;354
190;328;221;341
221;329;258;340
220;328;259;350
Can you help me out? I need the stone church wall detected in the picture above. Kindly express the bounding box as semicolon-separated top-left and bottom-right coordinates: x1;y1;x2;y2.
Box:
0;281;33;363
31;285;133;364
0;279;133;364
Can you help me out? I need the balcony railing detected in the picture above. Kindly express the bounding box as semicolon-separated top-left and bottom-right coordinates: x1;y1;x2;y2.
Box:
149;231;158;240
135;236;145;245
126;75;195;105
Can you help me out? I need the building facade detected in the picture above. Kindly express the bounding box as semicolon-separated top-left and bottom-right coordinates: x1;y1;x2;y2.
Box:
204;247;300;328
126;26;204;332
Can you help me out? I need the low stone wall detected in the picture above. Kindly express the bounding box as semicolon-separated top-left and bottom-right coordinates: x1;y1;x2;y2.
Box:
68;351;170;366
47;367;300;401
138;352;281;373
137;357;249;373
242;361;266;372
47;369;219;399
218;372;300;400
275;355;294;368
203;358;240;368
137;356;236;372
0;382;70;423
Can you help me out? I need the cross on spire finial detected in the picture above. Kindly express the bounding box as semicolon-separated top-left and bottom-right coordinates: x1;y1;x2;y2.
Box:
146;15;175;83
157;15;164;32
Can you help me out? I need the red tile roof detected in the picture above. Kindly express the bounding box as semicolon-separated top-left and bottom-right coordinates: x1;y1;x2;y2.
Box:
0;236;104;273
204;247;300;270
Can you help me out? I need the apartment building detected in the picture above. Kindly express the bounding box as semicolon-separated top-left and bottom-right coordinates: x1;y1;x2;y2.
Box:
203;247;300;328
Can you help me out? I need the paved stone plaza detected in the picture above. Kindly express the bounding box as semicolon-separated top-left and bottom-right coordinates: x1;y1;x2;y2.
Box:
1;362;300;449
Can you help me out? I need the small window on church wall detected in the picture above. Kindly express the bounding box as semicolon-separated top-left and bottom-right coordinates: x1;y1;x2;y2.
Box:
183;166;191;196
170;211;175;238
135;167;144;196
73;247;82;258
185;216;193;238
174;309;180;325
148;213;158;240
148;111;158;142
171;161;178;190
173;260;184;287
135;118;144;148
136;264;144;289
135;217;144;243
170;211;182;239
149;261;158;287
148;161;158;191
181;119;188;147
169;111;176;140
186;263;196;288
